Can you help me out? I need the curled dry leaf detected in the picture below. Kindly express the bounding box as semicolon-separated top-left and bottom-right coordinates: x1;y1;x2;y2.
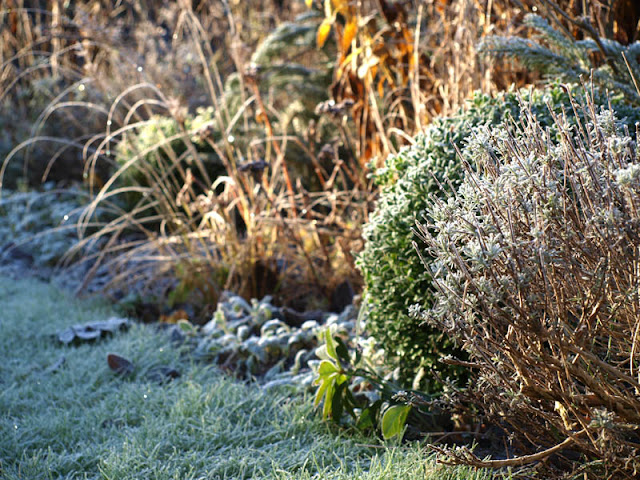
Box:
147;365;181;383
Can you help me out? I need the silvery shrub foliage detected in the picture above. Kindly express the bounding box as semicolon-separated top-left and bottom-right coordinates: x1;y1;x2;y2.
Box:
357;83;640;390
414;94;640;476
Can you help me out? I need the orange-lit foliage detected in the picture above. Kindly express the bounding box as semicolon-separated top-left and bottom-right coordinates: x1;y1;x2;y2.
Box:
308;0;640;172
309;0;419;168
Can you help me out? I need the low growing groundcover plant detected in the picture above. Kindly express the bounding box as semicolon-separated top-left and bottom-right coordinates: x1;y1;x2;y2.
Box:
0;185;91;268
0;275;495;480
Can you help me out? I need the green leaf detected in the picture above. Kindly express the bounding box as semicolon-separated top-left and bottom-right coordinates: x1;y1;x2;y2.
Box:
381;404;411;440
331;381;346;421
314;343;329;360
324;328;339;362
354;347;362;366
317;359;339;377
322;381;335;419
356;405;375;430
355;400;383;431
314;378;329;407
177;319;195;333
335;337;351;365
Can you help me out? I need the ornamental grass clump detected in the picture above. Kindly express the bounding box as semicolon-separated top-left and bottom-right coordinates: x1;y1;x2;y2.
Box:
416;91;640;478
54;6;367;314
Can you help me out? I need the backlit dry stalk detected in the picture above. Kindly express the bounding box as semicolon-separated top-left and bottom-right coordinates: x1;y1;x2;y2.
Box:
1;0;368;311
416;90;640;478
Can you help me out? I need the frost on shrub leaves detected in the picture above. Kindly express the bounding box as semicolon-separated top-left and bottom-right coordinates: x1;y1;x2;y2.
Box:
357;83;640;391
418;93;640;477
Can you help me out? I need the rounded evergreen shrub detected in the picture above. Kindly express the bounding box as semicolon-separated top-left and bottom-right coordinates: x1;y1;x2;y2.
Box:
417;93;640;476
357;84;640;389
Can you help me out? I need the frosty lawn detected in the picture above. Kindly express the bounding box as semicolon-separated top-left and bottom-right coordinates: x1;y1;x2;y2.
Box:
0;276;494;480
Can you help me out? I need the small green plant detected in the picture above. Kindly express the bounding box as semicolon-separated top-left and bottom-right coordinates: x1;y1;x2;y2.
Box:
112;106;225;215
357;83;640;389
312;324;434;440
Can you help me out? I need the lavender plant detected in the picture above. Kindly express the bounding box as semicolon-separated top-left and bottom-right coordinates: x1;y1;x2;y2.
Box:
416;91;640;478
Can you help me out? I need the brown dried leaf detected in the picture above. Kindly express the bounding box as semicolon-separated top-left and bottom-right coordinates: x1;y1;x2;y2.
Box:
107;353;134;376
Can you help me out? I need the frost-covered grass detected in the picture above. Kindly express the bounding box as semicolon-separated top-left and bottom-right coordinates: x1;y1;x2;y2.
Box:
0;276;495;479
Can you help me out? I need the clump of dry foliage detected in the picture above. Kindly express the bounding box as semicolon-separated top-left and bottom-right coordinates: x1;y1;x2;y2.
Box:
1;0;364;312
0;0;538;312
416;91;640;478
